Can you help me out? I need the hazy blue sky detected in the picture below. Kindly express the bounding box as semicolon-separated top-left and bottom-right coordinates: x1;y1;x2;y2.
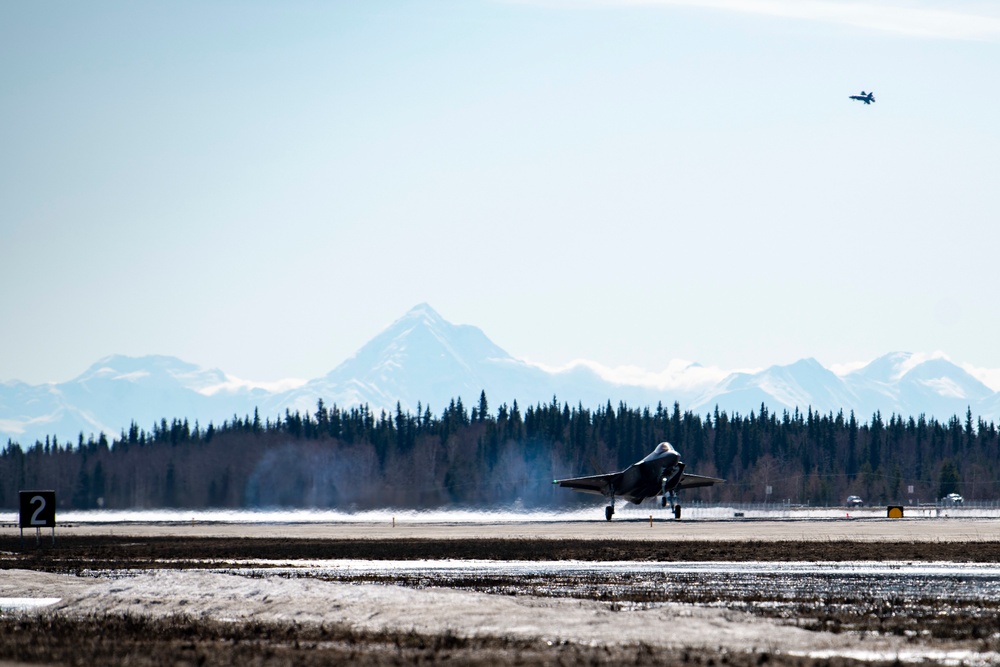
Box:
3;1;999;385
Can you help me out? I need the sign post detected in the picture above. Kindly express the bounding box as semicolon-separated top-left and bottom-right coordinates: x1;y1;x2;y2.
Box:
19;490;56;547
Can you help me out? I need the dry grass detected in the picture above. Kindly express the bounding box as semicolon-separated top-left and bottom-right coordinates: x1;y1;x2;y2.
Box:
0;613;912;667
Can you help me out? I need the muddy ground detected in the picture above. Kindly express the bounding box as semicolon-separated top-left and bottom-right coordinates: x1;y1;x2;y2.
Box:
3;534;1000;567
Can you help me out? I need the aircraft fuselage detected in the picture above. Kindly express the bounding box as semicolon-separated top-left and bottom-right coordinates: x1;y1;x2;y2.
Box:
618;447;681;503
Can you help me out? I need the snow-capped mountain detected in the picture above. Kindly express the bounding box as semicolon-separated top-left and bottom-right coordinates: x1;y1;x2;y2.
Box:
689;358;861;417
844;353;996;421
0;355;253;446
687;352;998;421
2;304;999;446
256;304;658;418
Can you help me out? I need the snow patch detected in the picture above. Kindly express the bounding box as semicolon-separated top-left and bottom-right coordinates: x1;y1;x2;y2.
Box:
918;377;967;399
0;598;61;610
37;569;841;652
757;376;811;408
112;371;151;382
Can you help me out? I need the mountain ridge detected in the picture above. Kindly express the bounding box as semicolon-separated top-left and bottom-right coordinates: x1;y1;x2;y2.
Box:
3;304;999;445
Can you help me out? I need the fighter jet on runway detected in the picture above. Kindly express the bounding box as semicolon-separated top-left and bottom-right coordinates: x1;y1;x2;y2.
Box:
554;442;723;521
850;91;875;104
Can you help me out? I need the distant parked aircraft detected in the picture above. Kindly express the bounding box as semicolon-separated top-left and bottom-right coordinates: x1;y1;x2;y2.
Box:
850;91;875;104
553;442;723;521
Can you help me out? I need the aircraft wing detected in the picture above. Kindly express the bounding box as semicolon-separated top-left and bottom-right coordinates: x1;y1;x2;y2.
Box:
675;472;724;490
553;472;623;497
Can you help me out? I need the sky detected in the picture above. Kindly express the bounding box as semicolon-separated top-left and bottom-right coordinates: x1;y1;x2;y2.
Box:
2;0;999;387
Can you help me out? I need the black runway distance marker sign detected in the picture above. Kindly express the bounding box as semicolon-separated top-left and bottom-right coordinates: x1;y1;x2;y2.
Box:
19;490;56;528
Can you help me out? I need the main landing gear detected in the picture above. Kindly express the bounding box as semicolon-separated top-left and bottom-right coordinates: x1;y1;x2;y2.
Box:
660;482;682;520
605;485;616;521
661;496;682;519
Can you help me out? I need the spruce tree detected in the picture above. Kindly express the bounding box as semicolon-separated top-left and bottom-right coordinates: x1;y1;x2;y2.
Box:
938;460;960;499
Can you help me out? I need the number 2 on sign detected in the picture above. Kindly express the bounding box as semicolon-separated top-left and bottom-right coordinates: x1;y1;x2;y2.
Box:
30;495;47;526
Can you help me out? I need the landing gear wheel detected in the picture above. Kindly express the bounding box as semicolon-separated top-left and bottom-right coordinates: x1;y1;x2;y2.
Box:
605;505;614;521
674;505;682;520
661;496;667;508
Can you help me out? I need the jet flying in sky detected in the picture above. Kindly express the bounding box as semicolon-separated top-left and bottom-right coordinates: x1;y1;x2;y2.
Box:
850;91;875;104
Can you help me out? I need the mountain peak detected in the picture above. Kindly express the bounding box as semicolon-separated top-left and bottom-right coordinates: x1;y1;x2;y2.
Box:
406;302;439;315
850;352;914;383
399;302;445;325
852;351;955;384
322;304;513;385
784;358;825;371
77;354;200;380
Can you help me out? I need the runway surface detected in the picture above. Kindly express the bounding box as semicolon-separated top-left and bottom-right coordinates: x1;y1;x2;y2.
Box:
11;515;1000;543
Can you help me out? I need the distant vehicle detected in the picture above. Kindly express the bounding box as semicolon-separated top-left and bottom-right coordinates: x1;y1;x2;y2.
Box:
846;495;864;507
849;91;875;104
553;442;724;521
942;493;964;505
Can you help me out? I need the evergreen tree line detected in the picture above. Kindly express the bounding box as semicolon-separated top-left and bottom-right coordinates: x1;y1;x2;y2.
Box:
2;394;998;511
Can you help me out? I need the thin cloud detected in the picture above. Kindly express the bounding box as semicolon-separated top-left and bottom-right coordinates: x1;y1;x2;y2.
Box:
536;0;1000;40
828;360;870;377
197;376;308;397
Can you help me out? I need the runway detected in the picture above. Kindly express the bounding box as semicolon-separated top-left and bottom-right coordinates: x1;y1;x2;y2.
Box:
16;514;1000;543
